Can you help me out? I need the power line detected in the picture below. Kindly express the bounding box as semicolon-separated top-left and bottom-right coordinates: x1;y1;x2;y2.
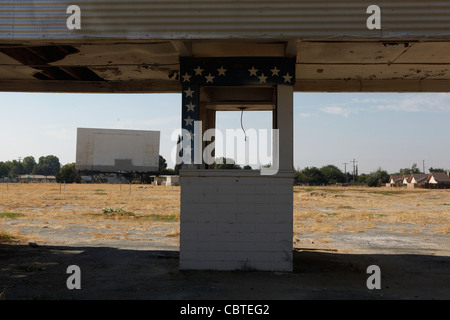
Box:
343;162;348;184
351;158;358;185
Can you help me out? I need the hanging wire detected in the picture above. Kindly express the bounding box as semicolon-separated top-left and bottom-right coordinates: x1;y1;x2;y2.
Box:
240;107;247;141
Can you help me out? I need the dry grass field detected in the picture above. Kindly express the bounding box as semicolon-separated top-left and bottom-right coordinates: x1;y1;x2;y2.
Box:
0;182;448;246
0;183;181;245
294;186;450;235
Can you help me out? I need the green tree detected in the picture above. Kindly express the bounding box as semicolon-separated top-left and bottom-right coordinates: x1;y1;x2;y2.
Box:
399;163;421;175
159;155;167;172
294;168;308;185
33;155;61;176
320;164;346;184
0;162;9;178
429;167;445;173
302;167;326;185
56;163;80;183
358;173;369;185
366;168;390;187
6;160;23;178
174;163;182;175
22;156;36;174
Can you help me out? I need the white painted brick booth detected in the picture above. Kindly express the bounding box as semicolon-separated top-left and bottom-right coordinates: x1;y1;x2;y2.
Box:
180;170;293;271
179;58;295;271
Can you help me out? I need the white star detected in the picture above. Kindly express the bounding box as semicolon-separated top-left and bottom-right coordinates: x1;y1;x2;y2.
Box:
248;66;259;77
217;66;227;76
184;116;194;126
186;102;196;112
184;87;195;98
258;73;268;83
194;66;204;76
270;66;280;76
182;72;192;82
283;72;293;83
184;130;195;141
205;73;215;83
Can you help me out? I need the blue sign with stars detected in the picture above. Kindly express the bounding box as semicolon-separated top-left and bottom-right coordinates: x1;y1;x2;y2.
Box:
180;57;295;86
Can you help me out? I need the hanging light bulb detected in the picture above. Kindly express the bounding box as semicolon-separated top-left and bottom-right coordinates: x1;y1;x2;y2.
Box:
240;107;247;141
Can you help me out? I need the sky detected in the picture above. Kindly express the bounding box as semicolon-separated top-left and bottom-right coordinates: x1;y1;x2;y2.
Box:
0;91;449;174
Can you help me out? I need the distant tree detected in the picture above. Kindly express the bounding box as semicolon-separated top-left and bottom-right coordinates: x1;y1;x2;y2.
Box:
320;164;346;184
159;155;167;172
302;167;326;185
358;173;369;185
399;163;421;175
243;165;252;170
365;174;379;187
6;160;23;178
294;168;308;185
22;156;36;174
56;163;80;183
160;168;177;175
429;167;445;173
0;162;9;178
365;168;390;187
174;163;182;175
33;155;61;176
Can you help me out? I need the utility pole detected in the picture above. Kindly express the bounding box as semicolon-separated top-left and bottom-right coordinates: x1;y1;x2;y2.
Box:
423;160;425;174
343;162;348;184
351;158;358;185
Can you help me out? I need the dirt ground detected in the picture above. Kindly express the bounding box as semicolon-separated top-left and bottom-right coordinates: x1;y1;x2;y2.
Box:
0;184;449;300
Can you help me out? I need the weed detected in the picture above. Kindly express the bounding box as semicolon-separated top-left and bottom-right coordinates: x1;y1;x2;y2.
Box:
147;214;178;222
102;207;136;218
0;212;23;219
102;207;126;214
0;230;14;243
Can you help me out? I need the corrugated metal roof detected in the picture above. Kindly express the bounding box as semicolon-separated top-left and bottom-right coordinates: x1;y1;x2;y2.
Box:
2;0;450;40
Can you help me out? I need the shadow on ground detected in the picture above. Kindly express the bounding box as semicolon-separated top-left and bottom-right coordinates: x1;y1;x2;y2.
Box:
1;244;449;300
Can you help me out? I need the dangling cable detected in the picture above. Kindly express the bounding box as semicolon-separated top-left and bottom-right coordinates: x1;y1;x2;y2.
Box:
240;107;247;141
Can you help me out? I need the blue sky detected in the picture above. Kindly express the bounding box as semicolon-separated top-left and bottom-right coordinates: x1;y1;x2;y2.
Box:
0;91;449;174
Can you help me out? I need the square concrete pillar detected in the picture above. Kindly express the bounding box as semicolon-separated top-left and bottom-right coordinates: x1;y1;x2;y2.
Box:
179;57;295;271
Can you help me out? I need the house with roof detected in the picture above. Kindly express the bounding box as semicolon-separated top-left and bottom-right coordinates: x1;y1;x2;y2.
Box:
427;172;450;189
387;174;404;187
402;175;411;185
407;173;429;188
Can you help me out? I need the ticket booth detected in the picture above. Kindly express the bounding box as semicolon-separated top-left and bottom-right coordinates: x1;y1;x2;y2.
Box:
178;57;295;271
